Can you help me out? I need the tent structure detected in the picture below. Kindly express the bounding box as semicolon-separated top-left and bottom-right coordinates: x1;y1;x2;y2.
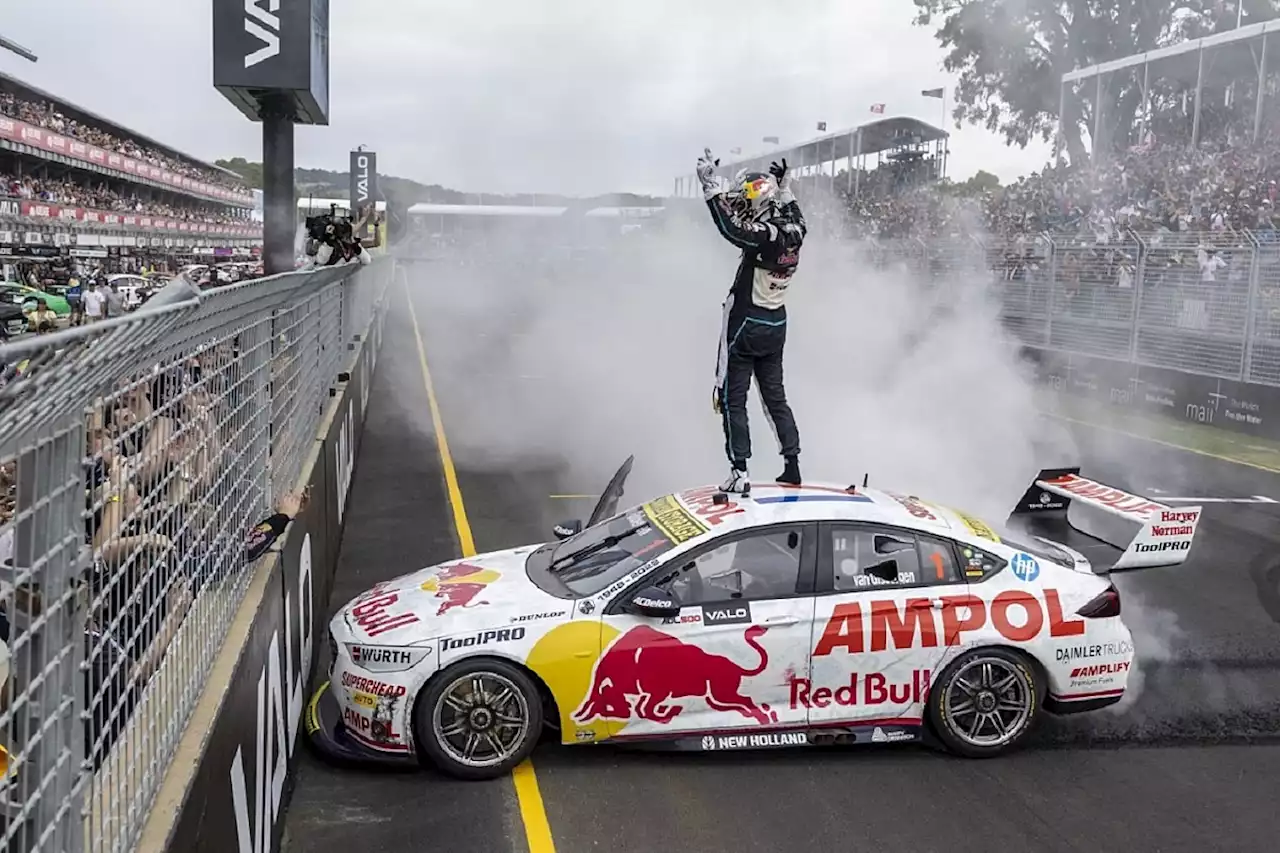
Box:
1059;18;1280;157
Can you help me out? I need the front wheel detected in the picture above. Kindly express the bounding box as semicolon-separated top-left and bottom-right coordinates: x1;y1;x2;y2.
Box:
415;658;543;780
927;647;1041;758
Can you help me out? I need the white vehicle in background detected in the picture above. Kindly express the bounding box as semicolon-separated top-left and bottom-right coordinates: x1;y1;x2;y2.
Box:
177;264;208;282
307;461;1202;780
106;274;149;310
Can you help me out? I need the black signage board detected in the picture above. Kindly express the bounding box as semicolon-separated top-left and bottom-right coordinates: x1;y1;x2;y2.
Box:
1025;347;1280;442
349;150;378;239
165;563;286;853
213;0;330;124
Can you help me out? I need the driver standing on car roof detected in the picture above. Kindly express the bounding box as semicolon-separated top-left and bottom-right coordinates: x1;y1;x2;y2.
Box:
696;149;806;495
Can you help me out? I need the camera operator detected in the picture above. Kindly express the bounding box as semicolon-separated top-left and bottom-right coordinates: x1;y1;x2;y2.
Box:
304;204;373;268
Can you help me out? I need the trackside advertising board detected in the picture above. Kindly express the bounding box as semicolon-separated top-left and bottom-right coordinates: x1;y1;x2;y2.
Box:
1023;348;1280;442
164;304;385;852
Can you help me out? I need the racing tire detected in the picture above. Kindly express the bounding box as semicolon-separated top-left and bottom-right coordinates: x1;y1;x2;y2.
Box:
926;647;1042;759
415;657;544;781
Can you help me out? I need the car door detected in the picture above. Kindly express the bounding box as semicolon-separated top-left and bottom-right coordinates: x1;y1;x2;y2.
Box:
805;522;967;732
585;523;818;743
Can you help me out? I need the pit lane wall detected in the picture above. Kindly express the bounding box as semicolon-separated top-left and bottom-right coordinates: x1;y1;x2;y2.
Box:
1020;348;1280;443
131;265;390;853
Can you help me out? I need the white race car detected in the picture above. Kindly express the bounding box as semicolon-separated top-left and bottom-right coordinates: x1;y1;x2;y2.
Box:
306;459;1202;779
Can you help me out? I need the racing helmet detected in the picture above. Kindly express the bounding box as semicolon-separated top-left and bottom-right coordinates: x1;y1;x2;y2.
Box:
729;169;779;220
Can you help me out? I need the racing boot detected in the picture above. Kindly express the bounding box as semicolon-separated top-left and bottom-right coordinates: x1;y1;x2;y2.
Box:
776;456;801;486
720;465;750;495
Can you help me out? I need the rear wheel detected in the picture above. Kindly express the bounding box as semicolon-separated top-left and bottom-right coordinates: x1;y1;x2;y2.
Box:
415;658;543;780
927;647;1041;758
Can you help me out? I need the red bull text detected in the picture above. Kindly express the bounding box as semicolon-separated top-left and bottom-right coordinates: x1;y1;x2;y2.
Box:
889;493;937;521
351;592;419;638
678;486;747;527
789;670;931;709
1041;474;1163;519
574;624;778;726
813;591;1084;656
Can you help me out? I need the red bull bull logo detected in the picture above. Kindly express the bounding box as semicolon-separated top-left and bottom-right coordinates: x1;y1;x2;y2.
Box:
573;624;778;726
421;562;501;616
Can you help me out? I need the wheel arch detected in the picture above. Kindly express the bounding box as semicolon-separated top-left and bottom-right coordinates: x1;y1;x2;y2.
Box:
408;653;562;756
925;642;1049;736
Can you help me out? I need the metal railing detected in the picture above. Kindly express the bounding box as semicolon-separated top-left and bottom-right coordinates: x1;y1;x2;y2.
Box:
869;229;1280;387
0;257;393;853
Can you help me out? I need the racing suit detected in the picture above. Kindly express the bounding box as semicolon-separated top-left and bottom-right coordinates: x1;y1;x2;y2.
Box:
706;190;806;471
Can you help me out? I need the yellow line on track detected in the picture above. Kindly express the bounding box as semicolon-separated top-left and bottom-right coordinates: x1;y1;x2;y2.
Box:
406;279;476;557
403;277;557;853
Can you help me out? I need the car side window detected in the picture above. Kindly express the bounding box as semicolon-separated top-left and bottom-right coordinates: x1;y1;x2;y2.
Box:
830;526;963;591
660;527;804;605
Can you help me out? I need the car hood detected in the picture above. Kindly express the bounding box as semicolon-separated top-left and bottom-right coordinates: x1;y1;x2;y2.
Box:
339;545;563;643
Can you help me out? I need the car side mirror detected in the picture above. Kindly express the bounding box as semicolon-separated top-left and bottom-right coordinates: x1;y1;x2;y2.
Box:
553;519;582;541
624;586;680;618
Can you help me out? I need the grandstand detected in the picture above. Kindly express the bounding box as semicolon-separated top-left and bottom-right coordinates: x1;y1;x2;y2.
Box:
1060;17;1280;158
0;71;260;274
674;116;948;200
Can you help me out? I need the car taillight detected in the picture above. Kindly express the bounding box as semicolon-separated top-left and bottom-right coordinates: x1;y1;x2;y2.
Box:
1077;583;1121;618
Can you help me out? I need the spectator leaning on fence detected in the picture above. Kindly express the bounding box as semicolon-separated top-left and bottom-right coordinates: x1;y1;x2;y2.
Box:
81;367;312;768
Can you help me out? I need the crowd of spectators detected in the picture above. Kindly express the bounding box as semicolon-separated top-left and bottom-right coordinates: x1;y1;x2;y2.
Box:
1;172;248;226
0;92;247;193
824;102;1280;250
0;337;307;785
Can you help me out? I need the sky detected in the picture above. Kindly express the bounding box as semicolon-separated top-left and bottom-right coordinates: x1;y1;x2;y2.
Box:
0;0;1053;197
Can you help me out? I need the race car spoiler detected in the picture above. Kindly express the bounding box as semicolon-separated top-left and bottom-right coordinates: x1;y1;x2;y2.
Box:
1009;467;1202;572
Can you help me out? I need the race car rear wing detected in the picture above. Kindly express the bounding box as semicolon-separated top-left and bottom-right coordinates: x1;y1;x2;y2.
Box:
1008;467;1202;572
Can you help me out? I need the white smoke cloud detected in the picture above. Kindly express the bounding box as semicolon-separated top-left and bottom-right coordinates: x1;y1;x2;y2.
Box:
400;186;1074;522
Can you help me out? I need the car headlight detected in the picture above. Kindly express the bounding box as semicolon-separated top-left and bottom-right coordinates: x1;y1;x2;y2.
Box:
345;642;433;673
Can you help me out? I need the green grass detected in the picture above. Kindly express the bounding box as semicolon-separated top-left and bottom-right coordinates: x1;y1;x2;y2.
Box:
1042;393;1280;472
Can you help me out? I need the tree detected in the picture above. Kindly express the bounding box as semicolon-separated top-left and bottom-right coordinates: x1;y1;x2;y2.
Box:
215;157;263;188
911;0;1280;166
958;169;1002;194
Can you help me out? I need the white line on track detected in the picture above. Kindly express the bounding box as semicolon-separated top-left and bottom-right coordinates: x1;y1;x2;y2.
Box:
1158;496;1278;504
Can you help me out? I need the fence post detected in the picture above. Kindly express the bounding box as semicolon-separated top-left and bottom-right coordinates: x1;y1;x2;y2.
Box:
242;315;274;526
1129;229;1149;363
1243;228;1262;383
8;421;86;853
1044;232;1058;346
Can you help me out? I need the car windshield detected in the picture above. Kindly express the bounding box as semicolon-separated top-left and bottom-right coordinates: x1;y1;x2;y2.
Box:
541;504;682;595
528;488;720;597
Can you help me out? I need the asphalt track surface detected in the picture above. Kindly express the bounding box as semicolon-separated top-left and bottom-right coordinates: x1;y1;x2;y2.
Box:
283;274;1280;853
